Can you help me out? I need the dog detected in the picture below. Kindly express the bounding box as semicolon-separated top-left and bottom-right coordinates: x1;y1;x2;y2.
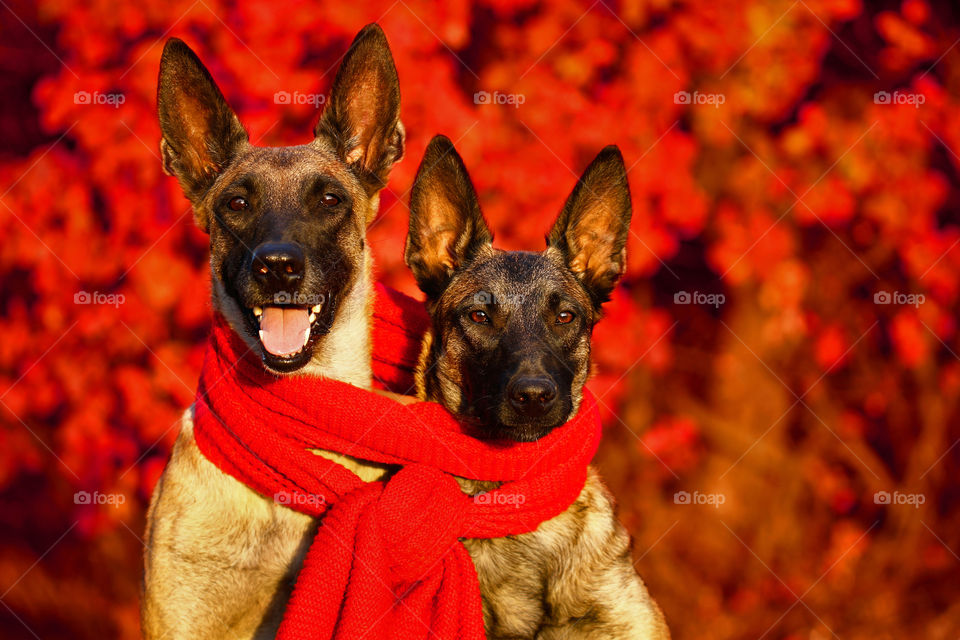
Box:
404;135;671;639
142;25;405;640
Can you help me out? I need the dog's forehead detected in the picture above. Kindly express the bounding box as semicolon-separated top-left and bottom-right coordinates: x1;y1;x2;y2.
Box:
447;250;591;310
217;144;362;196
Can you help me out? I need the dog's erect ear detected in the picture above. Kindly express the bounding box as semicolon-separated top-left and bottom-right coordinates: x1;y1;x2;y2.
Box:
158;38;248;232
315;24;404;194
405;135;492;299
547;146;632;307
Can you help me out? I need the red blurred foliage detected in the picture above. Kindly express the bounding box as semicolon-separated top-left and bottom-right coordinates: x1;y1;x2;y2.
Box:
1;0;959;638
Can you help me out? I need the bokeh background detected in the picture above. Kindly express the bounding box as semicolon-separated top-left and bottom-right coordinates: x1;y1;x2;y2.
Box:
1;0;959;638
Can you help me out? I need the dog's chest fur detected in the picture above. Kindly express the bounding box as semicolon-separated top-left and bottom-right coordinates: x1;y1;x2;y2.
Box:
458;471;633;638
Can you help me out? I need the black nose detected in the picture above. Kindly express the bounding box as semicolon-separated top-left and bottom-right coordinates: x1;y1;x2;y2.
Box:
251;243;305;294
507;376;558;418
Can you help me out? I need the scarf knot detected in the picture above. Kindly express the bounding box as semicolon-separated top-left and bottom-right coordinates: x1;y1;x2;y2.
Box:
191;284;603;640
373;465;472;583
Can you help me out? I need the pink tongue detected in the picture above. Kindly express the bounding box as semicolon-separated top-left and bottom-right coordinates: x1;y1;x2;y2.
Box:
259;306;311;356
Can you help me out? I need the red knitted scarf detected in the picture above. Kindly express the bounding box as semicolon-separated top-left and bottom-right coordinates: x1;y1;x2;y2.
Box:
192;284;602;640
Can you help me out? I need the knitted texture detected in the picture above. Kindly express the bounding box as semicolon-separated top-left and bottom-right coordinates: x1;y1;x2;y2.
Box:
192;284;602;640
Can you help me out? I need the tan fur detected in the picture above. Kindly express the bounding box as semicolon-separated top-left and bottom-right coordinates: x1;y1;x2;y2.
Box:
458;471;668;639
461;472;669;639
144;408;315;640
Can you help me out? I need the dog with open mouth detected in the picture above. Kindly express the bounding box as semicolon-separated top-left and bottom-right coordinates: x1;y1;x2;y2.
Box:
404;135;671;639
142;25;405;640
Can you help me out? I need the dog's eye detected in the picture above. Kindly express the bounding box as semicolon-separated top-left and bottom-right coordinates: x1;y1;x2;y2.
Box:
320;193;341;207
556;311;575;324
469;310;490;324
228;196;249;211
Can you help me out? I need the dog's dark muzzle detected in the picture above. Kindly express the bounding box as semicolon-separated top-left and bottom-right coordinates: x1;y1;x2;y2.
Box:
490;355;572;441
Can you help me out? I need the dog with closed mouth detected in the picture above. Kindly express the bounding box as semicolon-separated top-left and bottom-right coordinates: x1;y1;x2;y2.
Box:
142;25;405;640
404;135;670;639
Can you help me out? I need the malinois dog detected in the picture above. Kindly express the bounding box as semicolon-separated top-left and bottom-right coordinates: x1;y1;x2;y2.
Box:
143;25;405;639
404;135;670;639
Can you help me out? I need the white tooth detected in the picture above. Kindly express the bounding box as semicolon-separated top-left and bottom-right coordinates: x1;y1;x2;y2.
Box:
309;313;316;323
311;304;322;313
253;307;263;317
301;327;311;347
258;330;266;343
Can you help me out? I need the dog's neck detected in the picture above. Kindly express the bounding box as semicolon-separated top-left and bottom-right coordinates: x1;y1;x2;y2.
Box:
211;250;374;389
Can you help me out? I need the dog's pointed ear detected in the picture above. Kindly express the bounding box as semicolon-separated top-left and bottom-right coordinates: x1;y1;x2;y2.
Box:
157;38;248;232
547;145;632;307
405;135;492;299
315;24;404;193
